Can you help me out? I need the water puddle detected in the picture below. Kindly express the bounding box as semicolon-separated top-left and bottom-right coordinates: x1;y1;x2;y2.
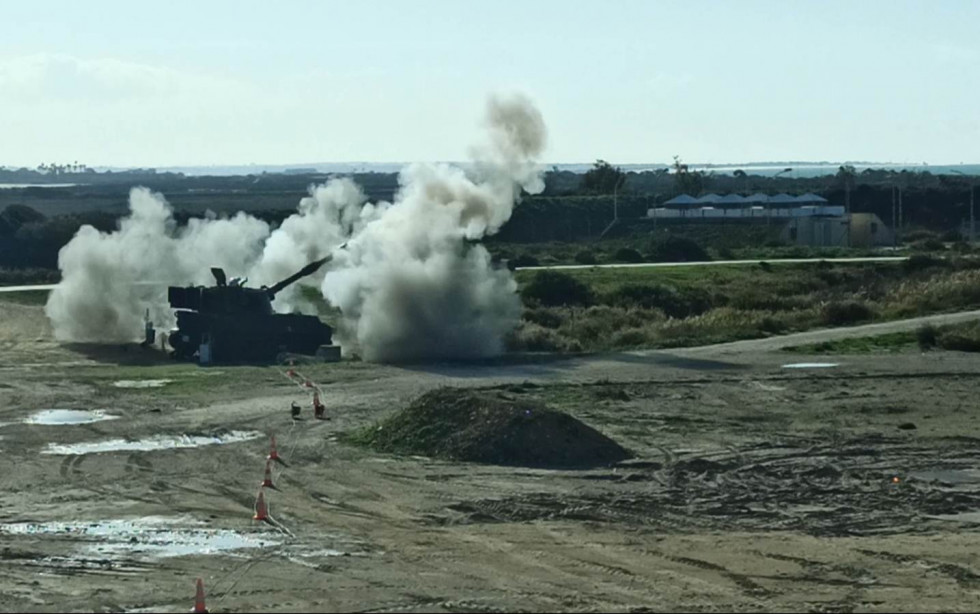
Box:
782;362;840;369
0;517;279;559
0;517;363;569
112;379;173;389
41;430;262;455
24;409;119;425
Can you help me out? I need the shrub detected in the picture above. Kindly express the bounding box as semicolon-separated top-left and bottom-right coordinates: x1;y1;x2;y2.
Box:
574;249;598;265
911;238;946;252
728;287;810;311
821;300;874;325
916;324;938;350
647;236;710;263
604;283;713;318
717;246;735;260
0;204;46;237
903;229;939;243
521;270;593;307
610;327;655;348
612;247;644;263
885;270;980;316
523;306;565;329
903;254;948;273
507;323;569;352
938;332;980;352
510;253;540;268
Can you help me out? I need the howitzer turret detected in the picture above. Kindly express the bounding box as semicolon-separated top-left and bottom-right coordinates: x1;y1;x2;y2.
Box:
167;255;335;363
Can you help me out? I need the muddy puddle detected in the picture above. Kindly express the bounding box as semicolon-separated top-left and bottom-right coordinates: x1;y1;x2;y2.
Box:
781;362;840;369
112;379;173;389
24;409;119;425
0;517;279;558
0;516;362;573
41;430;262;455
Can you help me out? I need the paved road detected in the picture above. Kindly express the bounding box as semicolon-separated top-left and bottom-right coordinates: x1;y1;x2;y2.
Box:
674;308;980;355
0;281;165;293
0;257;913;293
0;284;57;293
515;256;908;271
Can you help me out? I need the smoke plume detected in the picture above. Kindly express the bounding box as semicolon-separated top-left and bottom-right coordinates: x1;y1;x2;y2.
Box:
45;94;547;361
45;188;269;342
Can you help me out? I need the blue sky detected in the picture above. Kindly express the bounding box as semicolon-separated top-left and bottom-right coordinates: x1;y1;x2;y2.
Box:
0;0;977;166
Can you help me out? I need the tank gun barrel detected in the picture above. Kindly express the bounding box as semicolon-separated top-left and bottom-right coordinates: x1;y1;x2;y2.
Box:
266;255;331;297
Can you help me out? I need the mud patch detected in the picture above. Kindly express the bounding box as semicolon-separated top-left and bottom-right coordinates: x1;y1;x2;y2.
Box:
112;379;173;389
911;468;980;487
24;409;118;425
354;387;631;468
41;430;261;455
436;438;980;537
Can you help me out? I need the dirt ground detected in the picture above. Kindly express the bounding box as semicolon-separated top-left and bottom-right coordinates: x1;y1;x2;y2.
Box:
2;298;980;613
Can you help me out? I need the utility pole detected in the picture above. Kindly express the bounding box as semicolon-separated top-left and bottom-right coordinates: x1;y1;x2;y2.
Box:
951;170;974;243
769;167;792;227
613;179;619;221
891;186;897;247
898;185;903;237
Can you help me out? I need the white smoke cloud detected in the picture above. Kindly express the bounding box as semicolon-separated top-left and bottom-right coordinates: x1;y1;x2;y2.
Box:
322;95;547;361
45;188;269;343
45;94;547;361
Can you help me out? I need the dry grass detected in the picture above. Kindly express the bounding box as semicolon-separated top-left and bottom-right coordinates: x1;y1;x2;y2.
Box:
510;260;980;352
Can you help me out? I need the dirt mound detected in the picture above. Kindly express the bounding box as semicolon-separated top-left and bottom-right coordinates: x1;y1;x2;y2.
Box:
356;388;631;468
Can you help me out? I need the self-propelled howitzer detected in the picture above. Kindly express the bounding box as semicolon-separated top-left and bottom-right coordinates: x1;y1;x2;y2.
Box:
167;256;333;363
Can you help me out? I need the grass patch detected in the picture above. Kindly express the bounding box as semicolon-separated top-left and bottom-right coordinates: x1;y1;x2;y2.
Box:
0;289;50;305
785;332;918;354
786;320;980;355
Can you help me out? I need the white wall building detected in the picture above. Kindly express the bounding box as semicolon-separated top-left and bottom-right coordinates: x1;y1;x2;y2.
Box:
648;193;844;219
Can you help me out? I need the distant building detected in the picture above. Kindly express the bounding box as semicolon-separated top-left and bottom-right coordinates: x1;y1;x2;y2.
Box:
781;213;894;248
649;192;844;219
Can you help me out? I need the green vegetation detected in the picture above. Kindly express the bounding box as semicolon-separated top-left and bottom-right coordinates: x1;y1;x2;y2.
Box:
509;258;980;352
918;321;980;353
786;320;980;355
348;387;630;468
0;289;50;305
0;267;59;286
785;332;918;354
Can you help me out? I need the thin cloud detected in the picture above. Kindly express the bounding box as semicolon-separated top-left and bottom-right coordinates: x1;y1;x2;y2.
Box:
0;53;250;102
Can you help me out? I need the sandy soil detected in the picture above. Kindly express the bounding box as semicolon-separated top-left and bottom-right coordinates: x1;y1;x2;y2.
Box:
1;299;980;613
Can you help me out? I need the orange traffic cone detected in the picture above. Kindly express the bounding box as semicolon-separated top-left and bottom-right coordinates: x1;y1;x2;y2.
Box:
253;489;269;522
261;458;275;489
191;577;209;613
313;391;325;420
267;435;281;462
